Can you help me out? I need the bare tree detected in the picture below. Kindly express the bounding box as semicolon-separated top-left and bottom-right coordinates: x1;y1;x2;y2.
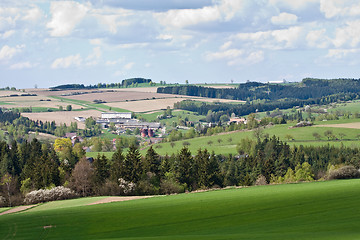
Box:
1;173;14;207
70;159;93;197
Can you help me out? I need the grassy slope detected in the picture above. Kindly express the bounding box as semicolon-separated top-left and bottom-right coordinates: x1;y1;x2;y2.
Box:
87;120;360;158
1;180;360;239
138;122;360;156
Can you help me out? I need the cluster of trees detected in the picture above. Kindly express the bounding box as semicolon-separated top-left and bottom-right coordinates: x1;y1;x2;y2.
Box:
158;78;360;101
50;78;154;90
1;134;360;206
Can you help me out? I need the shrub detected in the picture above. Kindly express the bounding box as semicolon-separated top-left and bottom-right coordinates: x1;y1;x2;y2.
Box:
24;186;77;205
97;180;122;196
136;180;159;195
160;180;185;195
255;175;267;186
118;178;136;195
327;166;360;180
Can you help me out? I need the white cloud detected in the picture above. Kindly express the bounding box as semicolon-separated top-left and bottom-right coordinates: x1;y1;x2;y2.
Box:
333;20;360;48
155;6;221;29
88;47;102;60
124;62;134;70
205;48;264;66
47;1;89;37
51;54;83;69
157;34;173;40
0;30;15;39
235;26;304;50
10;61;34;69
95;14;130;34
220;41;232;50
22;6;43;22
326;48;360;59
0;7;19;31
320;0;360;18
228;50;264;66
206;48;244;61
306;29;330;48
90;38;103;45
85;47;102;66
154;0;248;29
271;12;298;25
269;0;318;10
0;45;24;61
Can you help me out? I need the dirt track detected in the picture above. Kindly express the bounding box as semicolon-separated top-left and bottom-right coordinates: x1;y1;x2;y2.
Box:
87;196;152;205
0;205;37;216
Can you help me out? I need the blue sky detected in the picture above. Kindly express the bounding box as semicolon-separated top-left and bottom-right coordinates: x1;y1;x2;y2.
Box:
1;0;360;88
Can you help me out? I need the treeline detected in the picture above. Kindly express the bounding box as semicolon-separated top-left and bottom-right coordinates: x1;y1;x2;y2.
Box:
1;136;360;206
50;78;153;90
0;109;20;123
157;78;360;101
174;92;359;121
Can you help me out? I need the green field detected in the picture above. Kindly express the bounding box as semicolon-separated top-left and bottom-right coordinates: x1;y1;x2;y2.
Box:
1;180;360;239
86;120;360;158
138;122;360;156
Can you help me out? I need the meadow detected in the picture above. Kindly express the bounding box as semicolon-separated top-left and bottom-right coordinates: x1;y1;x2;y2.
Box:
136;120;360;156
1;179;359;239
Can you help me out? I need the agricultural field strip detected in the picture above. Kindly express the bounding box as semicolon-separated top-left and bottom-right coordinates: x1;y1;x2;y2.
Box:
21;110;102;129
0;95;84;110
48;96;122;112
1;180;360;239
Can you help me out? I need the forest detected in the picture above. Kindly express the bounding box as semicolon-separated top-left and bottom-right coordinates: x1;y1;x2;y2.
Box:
1;135;359;207
157;78;360;101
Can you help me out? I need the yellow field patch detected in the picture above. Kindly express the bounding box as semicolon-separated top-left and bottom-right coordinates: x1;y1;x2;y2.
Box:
22;110;102;129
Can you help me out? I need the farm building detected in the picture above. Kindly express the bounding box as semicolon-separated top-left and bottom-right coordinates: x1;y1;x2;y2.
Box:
101;112;132;120
229;117;247;124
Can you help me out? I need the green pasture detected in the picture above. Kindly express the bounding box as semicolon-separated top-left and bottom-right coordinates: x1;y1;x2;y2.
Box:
326;100;360;113
86;151;115;159
0;101;13;105
138;110;205;123
1;180;360;239
88;122;360;157
139;123;360;156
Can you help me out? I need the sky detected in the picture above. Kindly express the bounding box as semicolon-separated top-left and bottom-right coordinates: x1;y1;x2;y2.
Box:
1;0;360;88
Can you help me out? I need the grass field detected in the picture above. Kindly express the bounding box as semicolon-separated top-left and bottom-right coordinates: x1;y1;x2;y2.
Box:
1;180;360;239
137;122;360;156
86;121;360;158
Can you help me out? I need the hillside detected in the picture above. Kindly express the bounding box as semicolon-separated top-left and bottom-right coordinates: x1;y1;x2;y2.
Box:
1;180;360;239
